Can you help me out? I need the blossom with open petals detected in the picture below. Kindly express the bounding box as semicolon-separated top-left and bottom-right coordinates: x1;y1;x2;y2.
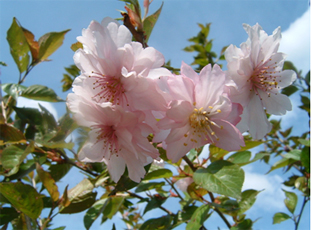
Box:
157;62;244;163
73;17;169;112
67;86;159;183
225;23;296;139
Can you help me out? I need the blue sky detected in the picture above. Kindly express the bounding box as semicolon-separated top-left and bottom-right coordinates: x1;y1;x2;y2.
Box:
0;0;310;230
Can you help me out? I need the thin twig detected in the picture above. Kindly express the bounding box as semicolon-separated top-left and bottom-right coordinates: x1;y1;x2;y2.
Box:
126;190;173;215
295;195;309;230
165;178;184;201
183;155;197;172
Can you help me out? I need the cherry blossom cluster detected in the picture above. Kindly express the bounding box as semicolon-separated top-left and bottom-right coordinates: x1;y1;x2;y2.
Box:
67;17;296;182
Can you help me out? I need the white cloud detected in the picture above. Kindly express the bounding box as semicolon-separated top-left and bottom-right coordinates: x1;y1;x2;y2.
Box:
17;97;58;120
279;8;310;75
243;165;285;211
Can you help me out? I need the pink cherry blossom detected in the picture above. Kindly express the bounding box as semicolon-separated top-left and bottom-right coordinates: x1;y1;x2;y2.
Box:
67;86;159;183
157;62;244;163
225;23;297;139
73;17;169;112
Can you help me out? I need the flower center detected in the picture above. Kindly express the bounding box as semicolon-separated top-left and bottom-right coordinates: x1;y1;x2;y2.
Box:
185;106;223;146
89;72;129;106
93;125;121;159
249;58;282;99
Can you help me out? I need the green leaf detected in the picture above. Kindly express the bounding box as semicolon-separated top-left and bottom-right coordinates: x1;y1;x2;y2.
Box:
0;182;43;219
0;61;7;66
59;178;95;213
281;85;299;97
0;142;34;176
231;219;253;230
238;189;261;214
135;182;165;193
0;124;25;143
38;29;70;61
283;150;301;161
48;163;72;182
143;195;167;214
36;163;60;202
143;168;172;180
21;84;63;102
7;17;30;73
70;41;83;52
143;2;163;43
1;83;27;100
84;198;108;230
227;151;251;166
267;158;296;174
186;204;210;230
298;138;310;147
301;146;310;173
282;189;298;214
294;177;308;193
13;106;42;126
193;160;244;199
102;196;124;219
139;215;171;230
0;207;20;225
39;103;57;131
273;212;291;224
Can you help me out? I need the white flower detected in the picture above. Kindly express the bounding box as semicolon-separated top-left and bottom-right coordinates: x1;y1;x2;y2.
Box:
225;23;296;139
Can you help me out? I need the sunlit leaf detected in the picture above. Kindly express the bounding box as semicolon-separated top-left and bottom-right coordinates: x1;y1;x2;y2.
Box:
36;163;60;202
143;168;172;180
70;41;83;52
227;151;251;166
21;84;63;102
267;158;296;174
273;212;291;224
282;189;297;214
186;204;210;230
22;27;39;62
238;189;261;214
84;198;108;230
103;196;125;219
143;2;163;42
193;160;244;199
0;182;43;219
7;17;30;73
38;29;70;61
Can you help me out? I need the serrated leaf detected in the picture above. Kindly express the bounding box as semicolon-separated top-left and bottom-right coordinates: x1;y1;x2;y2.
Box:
139;215;171;230
186;204;210;230
38;29;70;61
21;84;63;102
0;142;34;176
0;182;43;219
282;189;297;214
143;2;163;42
36;163;60;202
193;160;244;199
143;168;172;180
273;212;291;224
84;198;108;230
7;17;30;73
